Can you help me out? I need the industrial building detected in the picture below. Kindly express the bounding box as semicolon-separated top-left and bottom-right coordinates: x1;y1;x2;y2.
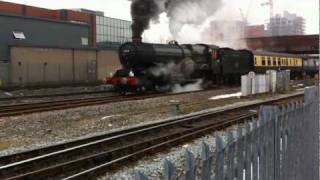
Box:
74;8;132;48
245;25;266;38
0;1;131;86
96;16;132;48
266;11;305;36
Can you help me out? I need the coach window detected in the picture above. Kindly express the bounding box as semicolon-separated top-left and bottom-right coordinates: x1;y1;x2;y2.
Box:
267;57;271;66
254;57;257;65
273;57;277;66
277;58;281;66
293;59;296;65
292;59;295;66
262;57;266;66
285;58;287;66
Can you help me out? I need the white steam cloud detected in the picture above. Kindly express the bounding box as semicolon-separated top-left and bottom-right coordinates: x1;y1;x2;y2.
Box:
148;61;204;93
139;0;248;48
172;79;203;93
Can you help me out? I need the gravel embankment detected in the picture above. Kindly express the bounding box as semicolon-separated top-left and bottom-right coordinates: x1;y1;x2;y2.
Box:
0;88;240;155
99;123;245;179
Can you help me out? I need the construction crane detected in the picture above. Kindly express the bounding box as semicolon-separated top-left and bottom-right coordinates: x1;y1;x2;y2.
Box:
261;0;274;20
239;0;253;25
239;8;248;25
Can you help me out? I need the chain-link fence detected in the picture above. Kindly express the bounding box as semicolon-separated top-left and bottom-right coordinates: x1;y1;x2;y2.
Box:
135;87;319;180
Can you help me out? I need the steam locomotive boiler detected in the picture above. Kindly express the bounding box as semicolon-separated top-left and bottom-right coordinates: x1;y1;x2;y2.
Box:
107;40;318;94
107;41;254;94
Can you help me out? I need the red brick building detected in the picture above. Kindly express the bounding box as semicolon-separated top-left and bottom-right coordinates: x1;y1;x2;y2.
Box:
245;25;266;38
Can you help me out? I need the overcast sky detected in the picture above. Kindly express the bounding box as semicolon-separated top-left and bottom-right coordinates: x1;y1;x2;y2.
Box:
4;0;319;36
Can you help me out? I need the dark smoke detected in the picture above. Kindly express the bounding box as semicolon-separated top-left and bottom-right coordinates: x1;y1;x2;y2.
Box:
131;0;161;38
130;0;223;38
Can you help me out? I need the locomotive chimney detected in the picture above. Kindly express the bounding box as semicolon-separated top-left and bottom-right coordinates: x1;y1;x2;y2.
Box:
132;36;142;44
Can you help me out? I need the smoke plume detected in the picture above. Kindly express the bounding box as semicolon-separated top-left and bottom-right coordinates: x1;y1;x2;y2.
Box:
130;0;223;38
131;0;161;38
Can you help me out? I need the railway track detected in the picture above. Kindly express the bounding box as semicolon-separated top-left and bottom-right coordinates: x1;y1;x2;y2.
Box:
0;92;303;180
0;88;232;117
0;90;113;101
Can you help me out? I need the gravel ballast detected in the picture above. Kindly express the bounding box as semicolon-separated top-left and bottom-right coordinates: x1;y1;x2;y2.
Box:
0;88;240;155
0;87;299;157
99;123;245;179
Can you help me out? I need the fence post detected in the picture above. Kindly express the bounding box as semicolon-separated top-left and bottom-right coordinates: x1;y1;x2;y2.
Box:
226;131;235;180
215;136;224;180
185;149;196;180
244;123;251;180
251;121;258;180
304;86;317;104
280;104;288;180
287;103;295;180
236;127;243;180
135;171;148;180
164;159;175;180
273;106;281;180
259;106;269;180
201;142;211;180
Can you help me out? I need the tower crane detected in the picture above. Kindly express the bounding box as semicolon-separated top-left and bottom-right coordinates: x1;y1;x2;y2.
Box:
239;0;253;25
261;0;274;20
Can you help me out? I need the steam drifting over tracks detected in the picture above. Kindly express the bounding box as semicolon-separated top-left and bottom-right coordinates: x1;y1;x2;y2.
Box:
0;92;303;179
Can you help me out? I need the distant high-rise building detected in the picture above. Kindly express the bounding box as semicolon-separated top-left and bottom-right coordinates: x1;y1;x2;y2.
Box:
266;11;305;36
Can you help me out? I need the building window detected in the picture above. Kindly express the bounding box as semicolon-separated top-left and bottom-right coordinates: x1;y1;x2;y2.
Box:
13;31;26;40
81;37;89;46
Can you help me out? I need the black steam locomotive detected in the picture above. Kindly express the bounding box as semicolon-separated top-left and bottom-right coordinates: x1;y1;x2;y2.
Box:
107;41;318;94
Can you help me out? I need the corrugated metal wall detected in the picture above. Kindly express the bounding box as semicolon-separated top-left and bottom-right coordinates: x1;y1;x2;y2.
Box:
9;46;121;85
74;50;97;81
97;50;120;79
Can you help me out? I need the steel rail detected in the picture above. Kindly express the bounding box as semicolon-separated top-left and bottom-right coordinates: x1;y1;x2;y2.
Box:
0;92;303;166
0;92;303;180
0;88;228;117
0;90;112;101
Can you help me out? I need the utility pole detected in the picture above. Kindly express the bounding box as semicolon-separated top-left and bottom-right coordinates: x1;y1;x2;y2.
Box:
239;8;247;25
261;0;274;20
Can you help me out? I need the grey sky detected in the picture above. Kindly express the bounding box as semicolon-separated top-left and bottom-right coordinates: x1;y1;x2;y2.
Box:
4;0;319;35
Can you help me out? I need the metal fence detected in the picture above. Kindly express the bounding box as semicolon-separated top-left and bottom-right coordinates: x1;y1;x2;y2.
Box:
135;87;319;180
